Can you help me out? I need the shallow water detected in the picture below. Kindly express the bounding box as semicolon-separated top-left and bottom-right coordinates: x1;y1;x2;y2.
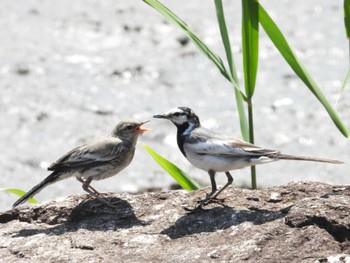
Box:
1;0;349;210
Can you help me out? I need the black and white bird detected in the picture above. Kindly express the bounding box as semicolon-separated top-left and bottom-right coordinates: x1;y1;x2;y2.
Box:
13;120;150;208
154;107;342;208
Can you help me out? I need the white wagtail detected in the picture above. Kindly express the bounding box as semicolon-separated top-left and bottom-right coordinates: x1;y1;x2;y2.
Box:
154;107;343;209
13;120;151;208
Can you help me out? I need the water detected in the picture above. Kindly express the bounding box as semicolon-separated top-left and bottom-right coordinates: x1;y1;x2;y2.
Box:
1;0;349;211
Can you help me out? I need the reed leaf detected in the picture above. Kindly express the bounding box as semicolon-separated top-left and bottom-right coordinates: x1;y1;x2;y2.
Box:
1;188;37;204
242;0;259;98
143;0;245;100
142;144;200;190
214;0;249;141
258;2;350;138
345;0;350;62
345;0;350;39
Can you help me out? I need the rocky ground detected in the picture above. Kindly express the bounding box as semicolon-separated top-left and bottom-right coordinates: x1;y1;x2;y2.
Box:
1;181;349;262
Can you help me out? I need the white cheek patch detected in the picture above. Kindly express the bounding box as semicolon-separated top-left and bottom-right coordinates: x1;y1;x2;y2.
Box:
172;115;188;125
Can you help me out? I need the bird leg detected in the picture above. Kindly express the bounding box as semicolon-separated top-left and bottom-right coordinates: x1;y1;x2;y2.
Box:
207;169;218;198
193;170;219;209
77;177;100;194
79;177;116;208
210;171;233;201
183;170;216;212
195;171;233;210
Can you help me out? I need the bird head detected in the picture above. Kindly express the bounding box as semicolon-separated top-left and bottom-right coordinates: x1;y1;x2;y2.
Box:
113;120;151;140
153;107;200;127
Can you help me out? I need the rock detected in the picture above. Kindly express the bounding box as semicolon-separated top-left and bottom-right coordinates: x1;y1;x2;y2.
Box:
0;181;349;262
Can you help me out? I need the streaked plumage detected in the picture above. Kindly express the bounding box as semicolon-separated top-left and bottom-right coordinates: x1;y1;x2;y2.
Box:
13;120;150;207
154;107;342;209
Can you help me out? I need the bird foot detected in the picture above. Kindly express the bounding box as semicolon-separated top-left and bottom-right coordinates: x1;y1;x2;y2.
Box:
97;196;126;208
182;196;226;213
181;198;207;213
182;204;204;213
195;194;225;205
85;193;120;209
100;200;120;209
207;197;226;204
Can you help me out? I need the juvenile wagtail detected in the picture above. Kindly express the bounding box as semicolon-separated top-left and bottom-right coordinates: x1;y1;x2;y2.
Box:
154;107;342;209
13;120;150;207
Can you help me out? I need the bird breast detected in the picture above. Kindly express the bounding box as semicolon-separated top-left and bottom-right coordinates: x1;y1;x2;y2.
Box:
79;146;136;181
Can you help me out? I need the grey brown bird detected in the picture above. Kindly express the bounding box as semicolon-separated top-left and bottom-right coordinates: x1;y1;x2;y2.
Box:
13;120;150;207
154;107;343;209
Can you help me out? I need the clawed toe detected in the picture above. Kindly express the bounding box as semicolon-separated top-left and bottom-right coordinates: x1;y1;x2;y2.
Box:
208;197;226;204
182;199;210;213
96;197;124;208
183;195;226;212
182;205;198;213
182;203;206;213
196;192;214;204
83;193;120;208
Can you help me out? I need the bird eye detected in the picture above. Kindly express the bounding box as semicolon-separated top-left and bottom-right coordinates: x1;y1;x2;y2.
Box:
173;112;181;116
126;125;134;130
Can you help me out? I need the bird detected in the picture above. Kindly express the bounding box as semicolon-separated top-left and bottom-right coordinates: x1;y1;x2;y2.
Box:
153;107;343;209
13;120;151;208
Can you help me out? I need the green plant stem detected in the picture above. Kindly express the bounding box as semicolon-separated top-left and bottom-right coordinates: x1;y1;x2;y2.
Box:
247;98;257;189
250;166;257;189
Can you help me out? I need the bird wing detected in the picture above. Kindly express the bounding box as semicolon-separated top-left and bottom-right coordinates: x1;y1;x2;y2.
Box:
48;138;129;172
185;129;278;157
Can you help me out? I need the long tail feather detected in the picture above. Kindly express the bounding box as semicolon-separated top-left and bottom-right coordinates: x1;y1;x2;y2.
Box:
275;153;343;164
13;171;62;208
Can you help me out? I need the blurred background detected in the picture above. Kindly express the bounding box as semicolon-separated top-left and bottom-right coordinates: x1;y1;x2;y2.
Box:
1;0;349;211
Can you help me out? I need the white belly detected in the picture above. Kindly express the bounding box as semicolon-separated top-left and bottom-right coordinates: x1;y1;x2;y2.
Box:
185;151;278;172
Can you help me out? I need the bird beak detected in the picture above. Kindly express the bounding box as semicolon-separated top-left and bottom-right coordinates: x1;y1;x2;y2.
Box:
153;114;167;119
136;121;152;133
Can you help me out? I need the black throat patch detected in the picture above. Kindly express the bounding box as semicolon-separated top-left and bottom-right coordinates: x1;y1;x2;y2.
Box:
176;122;190;157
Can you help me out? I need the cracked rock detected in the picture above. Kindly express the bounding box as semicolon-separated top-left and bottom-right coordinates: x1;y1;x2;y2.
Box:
0;182;349;262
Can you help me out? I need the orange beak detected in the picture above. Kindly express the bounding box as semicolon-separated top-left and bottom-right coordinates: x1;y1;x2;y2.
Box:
136;120;152;133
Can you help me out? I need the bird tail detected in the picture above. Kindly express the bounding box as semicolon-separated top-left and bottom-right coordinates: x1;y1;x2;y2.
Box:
13;171;62;208
275;153;343;164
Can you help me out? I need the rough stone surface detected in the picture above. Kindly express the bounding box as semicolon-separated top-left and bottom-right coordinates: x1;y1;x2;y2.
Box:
1;181;350;262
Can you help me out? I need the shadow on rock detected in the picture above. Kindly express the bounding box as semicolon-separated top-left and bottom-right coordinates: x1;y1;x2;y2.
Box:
9;196;147;237
161;204;292;239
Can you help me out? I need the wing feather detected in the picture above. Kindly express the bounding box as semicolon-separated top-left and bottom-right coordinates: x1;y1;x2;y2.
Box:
185;129;278;157
48;138;127;171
